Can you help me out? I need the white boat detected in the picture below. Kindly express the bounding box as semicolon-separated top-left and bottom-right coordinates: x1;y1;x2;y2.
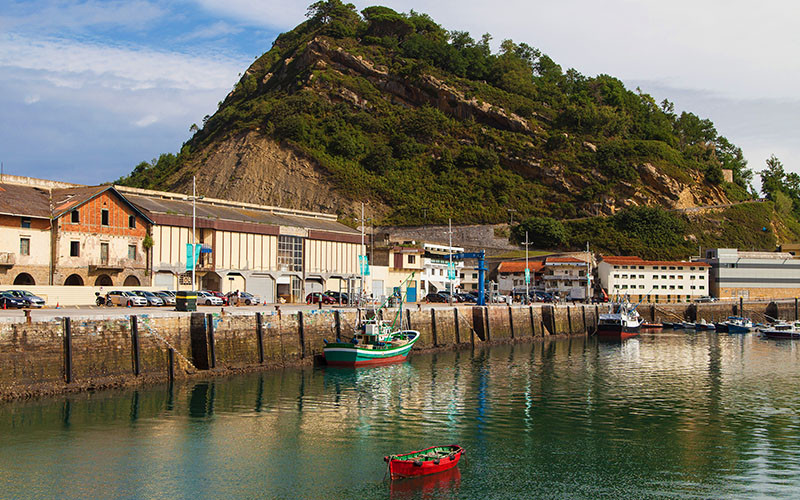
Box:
760;321;800;339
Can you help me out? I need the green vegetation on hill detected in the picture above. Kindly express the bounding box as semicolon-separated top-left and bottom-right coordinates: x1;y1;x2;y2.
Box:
118;0;755;227
512;203;800;259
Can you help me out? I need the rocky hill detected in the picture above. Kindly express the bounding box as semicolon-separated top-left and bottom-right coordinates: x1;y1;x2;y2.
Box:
118;1;753;227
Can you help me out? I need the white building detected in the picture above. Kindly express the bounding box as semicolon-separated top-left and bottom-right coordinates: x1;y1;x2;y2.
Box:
598;256;710;303
701;248;800;300
419;243;464;294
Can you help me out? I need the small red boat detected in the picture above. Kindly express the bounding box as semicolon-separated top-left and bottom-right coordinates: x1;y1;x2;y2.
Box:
384;445;464;479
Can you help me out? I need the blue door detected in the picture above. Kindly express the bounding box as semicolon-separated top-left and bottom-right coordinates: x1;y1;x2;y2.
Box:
406;286;417;303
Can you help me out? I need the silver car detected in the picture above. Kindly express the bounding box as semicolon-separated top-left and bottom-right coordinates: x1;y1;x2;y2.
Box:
105;291;148;307
131;290;164;306
154;291;176;306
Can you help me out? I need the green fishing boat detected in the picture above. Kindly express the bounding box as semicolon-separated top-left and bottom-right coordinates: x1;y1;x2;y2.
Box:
323;273;419;367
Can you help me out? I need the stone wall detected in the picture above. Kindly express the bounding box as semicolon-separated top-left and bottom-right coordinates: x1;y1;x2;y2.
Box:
3;299;799;400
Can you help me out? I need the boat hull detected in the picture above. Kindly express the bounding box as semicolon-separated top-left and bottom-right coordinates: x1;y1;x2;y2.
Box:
385;445;464;479
323;331;419;367
761;330;800;339
726;324;751;334
596;324;640;340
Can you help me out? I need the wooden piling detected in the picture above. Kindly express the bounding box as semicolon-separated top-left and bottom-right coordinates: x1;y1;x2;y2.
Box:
63;317;72;384
130;315;140;376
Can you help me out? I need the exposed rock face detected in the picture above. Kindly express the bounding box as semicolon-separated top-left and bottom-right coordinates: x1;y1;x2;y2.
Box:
168;131;381;215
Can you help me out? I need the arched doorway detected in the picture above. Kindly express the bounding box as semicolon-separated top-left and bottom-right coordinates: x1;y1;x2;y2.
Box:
13;273;35;285
94;274;113;286
64;274;84;286
223;273;246;294
123;275;141;287
201;272;221;292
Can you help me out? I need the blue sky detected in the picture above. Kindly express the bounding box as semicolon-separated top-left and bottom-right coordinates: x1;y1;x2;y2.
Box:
1;0;798;189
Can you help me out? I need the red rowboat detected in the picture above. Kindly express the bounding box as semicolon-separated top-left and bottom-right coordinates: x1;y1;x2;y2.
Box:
384;445;464;479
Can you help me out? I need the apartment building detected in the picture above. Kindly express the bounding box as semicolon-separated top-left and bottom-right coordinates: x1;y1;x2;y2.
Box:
419;243;464;294
598;256;710;303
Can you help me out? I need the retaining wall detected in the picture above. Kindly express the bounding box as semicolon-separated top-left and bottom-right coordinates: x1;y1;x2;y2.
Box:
2;300;799;400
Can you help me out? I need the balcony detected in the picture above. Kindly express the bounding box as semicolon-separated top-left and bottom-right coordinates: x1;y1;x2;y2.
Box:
89;260;125;272
0;252;14;267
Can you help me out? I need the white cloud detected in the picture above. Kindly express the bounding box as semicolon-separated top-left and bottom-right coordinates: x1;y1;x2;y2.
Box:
191;0;308;30
24;94;40;104
178;21;243;41
0;34;247;91
134;115;159;127
0;0;166;32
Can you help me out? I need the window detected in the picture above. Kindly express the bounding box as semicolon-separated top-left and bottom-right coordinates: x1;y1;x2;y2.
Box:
690;275;695;280
622;285;628;289
613;274;619;278
70;241;80;257
669;285;675;289
639;274;644;279
678;275;683;279
678;267;684;270
639;266;644;269
21;217;31;228
128;244;136;260
622;274;628;279
690;266;696;270
277;235;303;272
100;242;109;264
661;285;667;289
128;215;136;229
669;275;675;279
699;285;705;290
101;209;109;226
408;255;415;264
661;266;667;270
613;265;619;269
654;275;658;280
669;266;675;270
622;265;628;269
472;273;477;279
639;285;645;289
678;285;684;290
691;285;696;290
614;284;620;289
662;275;667;279
20;238;30;256
71;210;79;223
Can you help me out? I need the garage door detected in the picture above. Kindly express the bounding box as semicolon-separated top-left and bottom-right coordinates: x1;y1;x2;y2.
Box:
249;275;274;304
154;272;174;289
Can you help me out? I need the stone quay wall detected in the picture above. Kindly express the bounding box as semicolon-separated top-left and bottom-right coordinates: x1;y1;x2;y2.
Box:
1;299;798;401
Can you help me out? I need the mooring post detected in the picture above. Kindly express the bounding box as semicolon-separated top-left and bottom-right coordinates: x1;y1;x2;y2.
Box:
298;311;306;359
567;306;573;334
454;308;460;344
529;305;535;337
508;306;515;339
739;296;744;317
334;310;342;341
255;312;264;364
405;309;412;331
431;309;438;346
484;307;492;341
795;298;798;321
582;306;587;333
167;348;175;384
130;315;141;376
206;313;216;369
63;317;73;384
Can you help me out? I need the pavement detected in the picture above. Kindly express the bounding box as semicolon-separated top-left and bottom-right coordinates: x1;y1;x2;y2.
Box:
0;301;485;321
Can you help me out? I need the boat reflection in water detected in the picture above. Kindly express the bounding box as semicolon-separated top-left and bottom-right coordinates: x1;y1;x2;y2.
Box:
389;466;461;499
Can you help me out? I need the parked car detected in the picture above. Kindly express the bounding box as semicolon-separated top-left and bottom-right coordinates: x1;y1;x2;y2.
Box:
438;291;460;303
208;290;229;305
456;293;477;303
153;291;176;306
534;291;556;303
0;291;28;309
197;291;223;306
105;291;148;307
238;291;260;305
695;296;717;303
131;290;164;306
324;291;349;304
424;292;448;303
5;290;45;307
306;292;335;305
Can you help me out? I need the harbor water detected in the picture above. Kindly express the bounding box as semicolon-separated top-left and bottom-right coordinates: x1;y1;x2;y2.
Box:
3;330;800;499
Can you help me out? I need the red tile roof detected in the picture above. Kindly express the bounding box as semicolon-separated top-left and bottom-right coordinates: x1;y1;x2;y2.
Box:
601;256;709;267
545;256;586;264
498;261;545;273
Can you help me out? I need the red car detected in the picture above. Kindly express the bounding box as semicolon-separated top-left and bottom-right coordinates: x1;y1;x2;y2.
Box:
207;291;229;305
306;292;335;304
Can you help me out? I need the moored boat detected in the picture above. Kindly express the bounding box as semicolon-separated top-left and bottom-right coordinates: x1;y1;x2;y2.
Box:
323;324;420;367
760;321;800;339
324;272;420;367
641;322;663;330
596;300;642;339
723;316;753;334
384;445;465;479
694;320;716;331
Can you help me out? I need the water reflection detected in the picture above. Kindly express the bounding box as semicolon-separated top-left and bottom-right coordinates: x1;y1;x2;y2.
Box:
1;333;800;498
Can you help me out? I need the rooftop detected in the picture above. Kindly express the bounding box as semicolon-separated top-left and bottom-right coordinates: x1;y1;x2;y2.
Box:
602;256;710;267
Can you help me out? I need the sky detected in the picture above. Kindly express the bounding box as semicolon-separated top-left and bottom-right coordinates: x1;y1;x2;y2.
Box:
1;0;798;189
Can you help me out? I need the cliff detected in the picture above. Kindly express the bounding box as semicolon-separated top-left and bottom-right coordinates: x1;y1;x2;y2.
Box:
118;2;752;227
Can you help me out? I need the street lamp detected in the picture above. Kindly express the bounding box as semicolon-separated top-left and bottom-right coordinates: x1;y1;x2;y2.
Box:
507;209;517;226
186;176;204;291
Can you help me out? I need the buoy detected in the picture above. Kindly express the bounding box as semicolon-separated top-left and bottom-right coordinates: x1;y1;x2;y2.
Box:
55;302;59;309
